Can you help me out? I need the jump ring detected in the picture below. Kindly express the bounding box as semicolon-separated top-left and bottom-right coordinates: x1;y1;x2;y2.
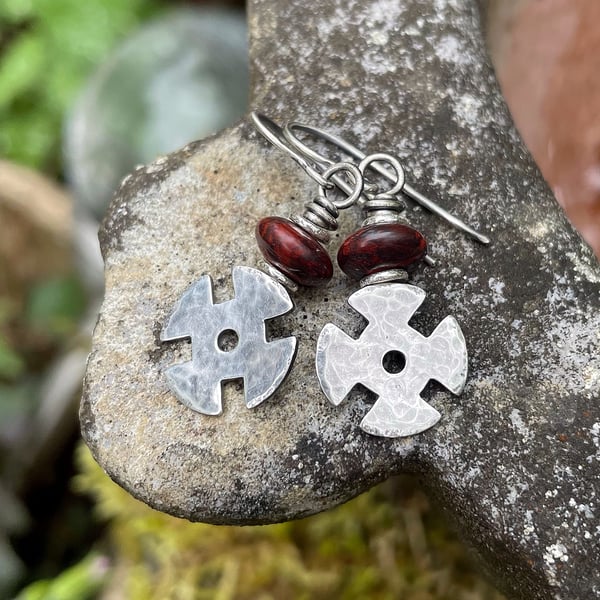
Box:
358;153;405;197
319;162;364;209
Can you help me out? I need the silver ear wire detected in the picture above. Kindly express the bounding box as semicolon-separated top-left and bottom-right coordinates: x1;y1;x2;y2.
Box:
284;120;491;246
252;111;365;202
250;112;333;188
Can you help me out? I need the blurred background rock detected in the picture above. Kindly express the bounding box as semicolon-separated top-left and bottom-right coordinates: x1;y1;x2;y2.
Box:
487;0;600;256
0;0;596;598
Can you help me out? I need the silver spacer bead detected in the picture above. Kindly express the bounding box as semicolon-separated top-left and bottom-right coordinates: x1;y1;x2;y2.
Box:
362;212;404;226
262;262;299;293
290;214;331;243
361;193;406;226
359;269;409;288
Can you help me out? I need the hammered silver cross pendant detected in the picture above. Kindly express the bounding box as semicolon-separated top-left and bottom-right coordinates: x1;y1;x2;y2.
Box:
161;266;297;415
316;283;468;438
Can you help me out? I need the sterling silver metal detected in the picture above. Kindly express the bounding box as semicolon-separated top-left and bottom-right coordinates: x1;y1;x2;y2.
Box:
263;262;299;293
315;284;468;438
357;152;408;226
319;162;364;209
284;120;491;245
252;112;435;262
161;266;297;415
359;269;408;287
252;111;366;203
358;152;406;197
251;112;332;189
253;112;365;245
251;111;473;438
291;161;364;243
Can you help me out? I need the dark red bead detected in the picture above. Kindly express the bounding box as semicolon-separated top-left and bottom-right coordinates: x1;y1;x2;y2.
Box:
337;223;427;280
256;217;333;287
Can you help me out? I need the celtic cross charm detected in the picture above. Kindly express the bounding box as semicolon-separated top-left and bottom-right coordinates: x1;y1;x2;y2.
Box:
316;284;468;438
161;266;297;415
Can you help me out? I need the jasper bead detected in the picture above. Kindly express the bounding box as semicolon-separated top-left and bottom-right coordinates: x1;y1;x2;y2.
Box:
338;223;427;280
256;217;333;287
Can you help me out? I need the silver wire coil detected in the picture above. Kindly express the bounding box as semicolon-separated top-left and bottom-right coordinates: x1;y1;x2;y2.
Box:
291;161;363;243
291;195;339;243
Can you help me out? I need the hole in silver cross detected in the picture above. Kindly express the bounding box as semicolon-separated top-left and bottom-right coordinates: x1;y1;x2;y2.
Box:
382;350;406;374
217;329;239;352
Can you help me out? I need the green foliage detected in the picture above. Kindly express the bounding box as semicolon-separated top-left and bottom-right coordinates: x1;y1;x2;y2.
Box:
0;0;35;24
0;32;45;109
0;299;24;380
74;445;505;600
25;274;86;338
15;553;107;600
0;382;37;422
0;335;24;380
0;0;159;172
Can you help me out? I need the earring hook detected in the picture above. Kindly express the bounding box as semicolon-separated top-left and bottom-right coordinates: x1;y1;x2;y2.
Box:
251;111;366;202
284;121;491;246
250;112;335;189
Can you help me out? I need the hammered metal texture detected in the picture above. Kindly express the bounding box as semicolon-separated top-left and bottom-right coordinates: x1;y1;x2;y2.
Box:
161;266;297;414
316;284;468;437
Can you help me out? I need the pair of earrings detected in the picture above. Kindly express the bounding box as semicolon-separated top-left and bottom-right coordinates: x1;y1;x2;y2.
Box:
161;112;490;438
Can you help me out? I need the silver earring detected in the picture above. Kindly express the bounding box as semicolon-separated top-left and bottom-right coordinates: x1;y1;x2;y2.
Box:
283;118;490;438
160;113;364;416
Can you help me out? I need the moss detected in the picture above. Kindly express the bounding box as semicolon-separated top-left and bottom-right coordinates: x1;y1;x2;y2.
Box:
74;444;505;600
15;554;108;600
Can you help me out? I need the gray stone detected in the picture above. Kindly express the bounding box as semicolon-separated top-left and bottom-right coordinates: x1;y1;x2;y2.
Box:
65;7;248;221
81;1;600;599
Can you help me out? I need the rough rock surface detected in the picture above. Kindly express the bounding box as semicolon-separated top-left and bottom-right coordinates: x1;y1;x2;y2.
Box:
81;1;600;598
